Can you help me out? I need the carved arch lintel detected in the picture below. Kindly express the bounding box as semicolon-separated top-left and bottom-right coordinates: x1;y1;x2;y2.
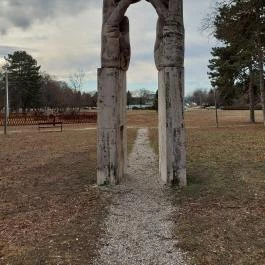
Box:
101;0;184;71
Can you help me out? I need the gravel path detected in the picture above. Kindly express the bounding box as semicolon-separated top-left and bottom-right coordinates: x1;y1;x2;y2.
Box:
94;128;186;265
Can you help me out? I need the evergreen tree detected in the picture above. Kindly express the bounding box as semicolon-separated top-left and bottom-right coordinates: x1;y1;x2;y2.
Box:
127;90;133;106
210;0;265;124
208;46;241;106
5;51;41;111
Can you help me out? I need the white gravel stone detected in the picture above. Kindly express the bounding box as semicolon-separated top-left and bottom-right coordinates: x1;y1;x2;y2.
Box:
94;128;187;265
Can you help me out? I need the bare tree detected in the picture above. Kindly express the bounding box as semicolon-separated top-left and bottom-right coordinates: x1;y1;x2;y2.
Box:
69;69;86;92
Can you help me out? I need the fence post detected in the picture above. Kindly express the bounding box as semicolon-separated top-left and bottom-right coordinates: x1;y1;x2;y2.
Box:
214;87;219;128
4;71;8;135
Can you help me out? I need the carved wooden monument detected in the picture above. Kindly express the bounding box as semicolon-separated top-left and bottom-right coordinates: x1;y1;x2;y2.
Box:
97;0;186;187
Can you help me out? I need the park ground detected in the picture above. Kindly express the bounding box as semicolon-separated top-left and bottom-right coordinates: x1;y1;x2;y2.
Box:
0;109;264;265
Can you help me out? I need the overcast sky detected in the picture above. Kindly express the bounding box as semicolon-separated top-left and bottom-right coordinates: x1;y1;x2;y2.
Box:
0;0;218;95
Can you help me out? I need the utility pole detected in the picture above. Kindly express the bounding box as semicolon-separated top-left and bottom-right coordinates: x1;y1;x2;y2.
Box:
214;86;219;128
4;70;8;135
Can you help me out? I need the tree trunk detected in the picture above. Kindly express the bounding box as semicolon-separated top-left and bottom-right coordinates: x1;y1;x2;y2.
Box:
249;68;255;123
258;49;265;125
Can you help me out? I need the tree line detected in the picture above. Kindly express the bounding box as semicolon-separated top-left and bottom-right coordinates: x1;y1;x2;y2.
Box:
185;89;218;107
206;0;265;123
1;51;158;113
127;89;157;109
0;51;97;113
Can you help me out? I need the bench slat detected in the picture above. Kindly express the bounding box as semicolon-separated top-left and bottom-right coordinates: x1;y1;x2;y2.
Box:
38;122;63;132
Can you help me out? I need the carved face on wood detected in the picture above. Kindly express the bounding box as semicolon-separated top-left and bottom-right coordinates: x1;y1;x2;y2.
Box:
101;0;141;70
145;0;184;70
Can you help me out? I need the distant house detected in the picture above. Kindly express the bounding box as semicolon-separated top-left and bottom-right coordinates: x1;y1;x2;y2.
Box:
127;89;156;109
145;93;156;106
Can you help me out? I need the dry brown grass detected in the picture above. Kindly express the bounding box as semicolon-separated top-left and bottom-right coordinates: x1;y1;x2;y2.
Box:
127;110;158;128
148;110;265;265
1;109;264;264
3;109;263;133
128;109;264;128
185;109;264;127
0;128;137;264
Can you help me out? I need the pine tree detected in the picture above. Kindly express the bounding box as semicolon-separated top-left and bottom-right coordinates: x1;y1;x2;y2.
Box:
212;0;265;123
127;90;133;107
5;51;41;111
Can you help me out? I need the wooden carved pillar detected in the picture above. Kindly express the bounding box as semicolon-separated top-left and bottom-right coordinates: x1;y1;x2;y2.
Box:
148;0;187;186
97;0;139;185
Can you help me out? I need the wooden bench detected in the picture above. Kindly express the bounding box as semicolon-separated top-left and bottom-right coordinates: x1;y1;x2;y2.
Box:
38;121;63;132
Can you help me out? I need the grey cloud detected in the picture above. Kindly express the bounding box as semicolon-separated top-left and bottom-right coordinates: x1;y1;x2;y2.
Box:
12;16;31;29
0;29;7;35
0;45;37;58
0;0;99;34
0;0;217;94
0;45;23;57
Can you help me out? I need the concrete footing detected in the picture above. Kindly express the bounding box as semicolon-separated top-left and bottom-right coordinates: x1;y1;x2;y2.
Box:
158;67;187;187
97;68;127;185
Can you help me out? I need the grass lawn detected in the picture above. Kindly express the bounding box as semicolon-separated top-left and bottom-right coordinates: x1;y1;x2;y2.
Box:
0;109;264;264
149;110;265;265
0;128;137;264
127;109;264;128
